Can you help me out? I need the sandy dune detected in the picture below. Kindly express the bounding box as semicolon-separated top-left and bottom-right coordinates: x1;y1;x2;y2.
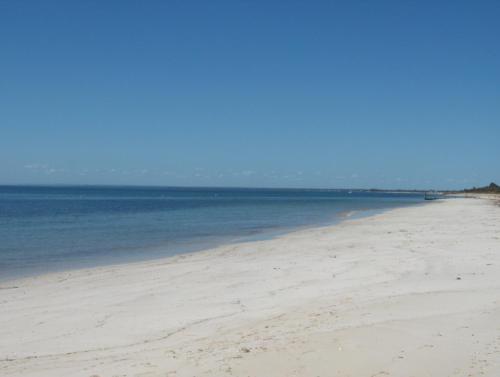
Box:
1;197;499;376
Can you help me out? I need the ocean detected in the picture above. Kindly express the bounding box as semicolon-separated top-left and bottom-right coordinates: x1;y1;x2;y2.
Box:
0;185;423;281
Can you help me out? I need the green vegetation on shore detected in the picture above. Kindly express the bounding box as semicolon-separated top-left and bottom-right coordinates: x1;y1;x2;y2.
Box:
463;182;500;194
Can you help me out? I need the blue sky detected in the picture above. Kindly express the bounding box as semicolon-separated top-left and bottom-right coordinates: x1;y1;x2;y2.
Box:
1;1;499;189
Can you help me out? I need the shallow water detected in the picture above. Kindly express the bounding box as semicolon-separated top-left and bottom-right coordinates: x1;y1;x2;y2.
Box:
0;185;423;280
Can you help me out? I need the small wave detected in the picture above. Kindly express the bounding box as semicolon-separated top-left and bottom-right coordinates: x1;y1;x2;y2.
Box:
338;210;358;218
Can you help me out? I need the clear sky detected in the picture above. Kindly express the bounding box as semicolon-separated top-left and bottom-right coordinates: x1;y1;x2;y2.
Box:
1;1;499;189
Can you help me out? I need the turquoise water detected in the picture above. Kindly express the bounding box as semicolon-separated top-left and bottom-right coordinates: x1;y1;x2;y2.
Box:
0;186;423;280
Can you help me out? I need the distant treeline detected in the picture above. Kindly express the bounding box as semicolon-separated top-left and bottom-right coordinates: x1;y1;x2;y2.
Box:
463;182;500;194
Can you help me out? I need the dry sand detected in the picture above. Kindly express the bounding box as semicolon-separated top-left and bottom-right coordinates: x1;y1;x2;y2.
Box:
1;196;499;377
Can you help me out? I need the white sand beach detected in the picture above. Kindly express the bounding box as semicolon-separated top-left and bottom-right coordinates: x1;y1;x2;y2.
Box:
1;196;499;377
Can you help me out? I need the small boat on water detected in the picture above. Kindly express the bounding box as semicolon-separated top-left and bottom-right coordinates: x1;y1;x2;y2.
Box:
424;191;440;200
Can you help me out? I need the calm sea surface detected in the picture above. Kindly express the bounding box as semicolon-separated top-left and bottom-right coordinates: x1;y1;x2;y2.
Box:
0;186;424;280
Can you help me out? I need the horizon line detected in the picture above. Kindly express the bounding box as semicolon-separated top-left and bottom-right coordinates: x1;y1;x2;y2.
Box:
0;182;455;192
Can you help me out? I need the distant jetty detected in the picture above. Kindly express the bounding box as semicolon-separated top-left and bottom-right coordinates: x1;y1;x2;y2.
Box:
424;190;440;200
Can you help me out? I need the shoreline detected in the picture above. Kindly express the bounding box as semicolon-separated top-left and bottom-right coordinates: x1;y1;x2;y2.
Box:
1;196;499;376
0;207;381;285
0;201;424;284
